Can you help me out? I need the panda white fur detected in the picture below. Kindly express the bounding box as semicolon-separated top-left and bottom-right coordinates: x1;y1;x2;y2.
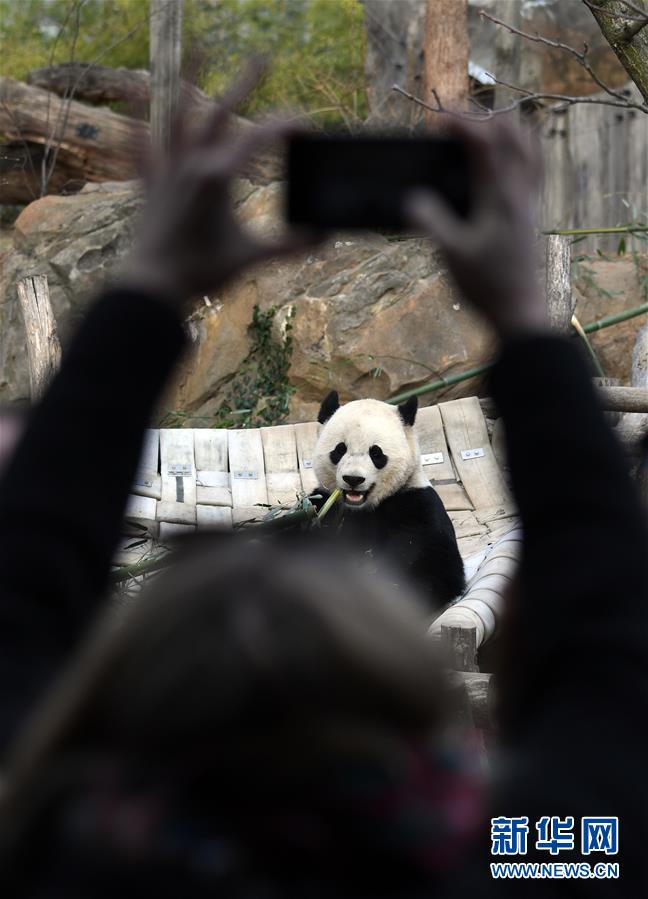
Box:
313;390;466;608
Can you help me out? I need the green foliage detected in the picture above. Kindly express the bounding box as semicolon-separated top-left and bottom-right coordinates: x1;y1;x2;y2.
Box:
1;0;367;128
0;0;150;82
188;0;367;127
215;304;296;428
161;303;296;430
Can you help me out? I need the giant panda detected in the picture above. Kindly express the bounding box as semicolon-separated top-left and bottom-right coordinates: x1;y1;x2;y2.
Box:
313;390;466;609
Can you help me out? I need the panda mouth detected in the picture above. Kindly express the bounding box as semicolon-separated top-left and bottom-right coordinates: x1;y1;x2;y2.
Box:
343;486;373;507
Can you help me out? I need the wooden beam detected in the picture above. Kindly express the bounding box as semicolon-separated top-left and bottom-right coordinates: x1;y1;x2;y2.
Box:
149;0;183;155
16;275;61;400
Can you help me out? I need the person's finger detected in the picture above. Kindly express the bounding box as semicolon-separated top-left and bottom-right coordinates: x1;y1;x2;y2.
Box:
220;117;304;171
403;189;466;251
197;57;268;147
442;116;500;185
189;118;305;180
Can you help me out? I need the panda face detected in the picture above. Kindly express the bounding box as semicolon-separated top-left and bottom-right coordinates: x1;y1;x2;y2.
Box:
314;395;420;510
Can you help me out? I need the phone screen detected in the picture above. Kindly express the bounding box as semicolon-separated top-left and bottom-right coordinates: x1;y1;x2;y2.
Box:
286;134;472;230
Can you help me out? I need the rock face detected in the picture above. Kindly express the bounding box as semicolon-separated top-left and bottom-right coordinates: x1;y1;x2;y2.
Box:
1;179;646;425
0;181;143;402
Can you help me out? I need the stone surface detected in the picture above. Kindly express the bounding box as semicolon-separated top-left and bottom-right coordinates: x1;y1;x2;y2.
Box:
1;179;646;425
572;255;648;385
0;181;143;402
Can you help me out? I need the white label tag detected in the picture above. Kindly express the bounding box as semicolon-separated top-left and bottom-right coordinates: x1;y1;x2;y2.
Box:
461;448;485;461
421;452;444;465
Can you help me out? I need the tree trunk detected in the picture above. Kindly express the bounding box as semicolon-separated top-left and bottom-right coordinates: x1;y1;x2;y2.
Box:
423;0;469;121
360;0;427;128
586;0;648;104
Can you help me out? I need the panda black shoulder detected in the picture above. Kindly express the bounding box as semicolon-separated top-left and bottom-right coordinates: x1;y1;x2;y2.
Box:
377;484;456;535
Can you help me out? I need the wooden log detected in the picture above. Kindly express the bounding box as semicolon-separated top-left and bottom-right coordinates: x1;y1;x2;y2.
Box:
481;386;648;417
597;385;648;414
2;70;281;201
545;234;573;332
0;140;85;204
16;275;61;400
149;0;182;155
0;76;148;198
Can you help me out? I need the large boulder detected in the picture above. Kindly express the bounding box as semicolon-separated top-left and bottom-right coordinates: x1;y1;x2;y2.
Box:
1;179;646;425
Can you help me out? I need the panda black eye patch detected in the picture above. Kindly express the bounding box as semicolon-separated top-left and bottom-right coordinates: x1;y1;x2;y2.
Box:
369;445;388;469
329;442;347;464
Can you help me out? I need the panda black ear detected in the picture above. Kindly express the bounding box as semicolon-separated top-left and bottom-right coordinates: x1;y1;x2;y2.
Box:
318;390;340;424
398;395;418;427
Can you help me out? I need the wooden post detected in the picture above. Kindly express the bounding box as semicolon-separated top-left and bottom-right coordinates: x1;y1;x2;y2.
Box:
16;275;61;400
440;624;478;672
149;0;183;155
545;234;574;333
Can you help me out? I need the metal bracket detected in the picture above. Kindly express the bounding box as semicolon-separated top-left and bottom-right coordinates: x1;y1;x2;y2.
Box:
233;470;258;480
168;463;192;477
460;447;485;461
421;452;444;465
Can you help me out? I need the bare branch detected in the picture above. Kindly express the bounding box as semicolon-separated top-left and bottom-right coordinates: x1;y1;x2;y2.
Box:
480;9;634;104
393;78;647;121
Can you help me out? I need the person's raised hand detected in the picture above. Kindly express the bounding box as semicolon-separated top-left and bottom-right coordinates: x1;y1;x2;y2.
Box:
121;62;318;307
405;118;548;341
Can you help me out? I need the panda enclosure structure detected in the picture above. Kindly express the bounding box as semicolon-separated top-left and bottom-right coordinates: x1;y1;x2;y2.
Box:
8;0;648;738
16;241;648;738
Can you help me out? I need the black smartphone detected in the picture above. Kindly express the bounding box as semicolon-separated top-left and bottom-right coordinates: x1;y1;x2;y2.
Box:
286;133;473;230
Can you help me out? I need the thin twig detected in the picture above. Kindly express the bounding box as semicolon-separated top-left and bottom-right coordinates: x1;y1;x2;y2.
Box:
393;79;647;121
484;72;648;114
480;9;635;105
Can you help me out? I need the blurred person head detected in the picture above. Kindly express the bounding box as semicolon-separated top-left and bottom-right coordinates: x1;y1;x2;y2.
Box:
0;535;482;894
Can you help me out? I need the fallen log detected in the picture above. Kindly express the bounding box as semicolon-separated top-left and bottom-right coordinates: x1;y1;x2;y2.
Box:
0;76;147;202
0;139;84;204
1;73;281;203
27;62;211;116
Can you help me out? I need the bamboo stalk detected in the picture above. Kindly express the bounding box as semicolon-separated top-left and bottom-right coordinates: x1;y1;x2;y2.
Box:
543;226;648;236
571;314;606;377
316;487;343;521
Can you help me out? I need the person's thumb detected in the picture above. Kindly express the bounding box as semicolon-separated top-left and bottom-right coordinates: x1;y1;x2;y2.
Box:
404;189;465;252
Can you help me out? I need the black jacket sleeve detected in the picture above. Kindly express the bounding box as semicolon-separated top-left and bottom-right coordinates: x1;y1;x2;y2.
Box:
0;289;186;757
445;336;648;895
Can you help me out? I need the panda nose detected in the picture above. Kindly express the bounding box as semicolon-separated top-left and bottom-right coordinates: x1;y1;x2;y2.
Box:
343;475;365;488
